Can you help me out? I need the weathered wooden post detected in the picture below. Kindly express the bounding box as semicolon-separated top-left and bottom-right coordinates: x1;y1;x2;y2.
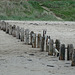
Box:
20;28;24;41
9;25;12;35
30;31;34;45
40;36;45;51
37;34;41;48
46;36;50;52
0;21;4;30
40;30;46;51
32;33;34;48
0;21;5;31
12;25;16;37
34;34;36;48
46;36;48;51
59;44;65;60
71;49;75;66
32;33;36;48
0;21;1;29
16;26;20;39
48;39;54;55
6;23;9;34
25;29;29;44
40;36;44;51
0;21;2;30
55;39;60;51
67;44;74;60
2;21;6;31
43;29;47;51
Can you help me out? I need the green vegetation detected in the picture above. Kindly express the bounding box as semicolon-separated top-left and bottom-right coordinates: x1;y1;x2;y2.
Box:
42;0;75;21
0;0;58;20
0;0;75;21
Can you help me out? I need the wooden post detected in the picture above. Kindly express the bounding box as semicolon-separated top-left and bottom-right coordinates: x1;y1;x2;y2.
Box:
48;39;54;55
32;33;34;48
46;36;50;52
0;21;4;30
0;21;2;30
55;39;60;51
32;33;36;48
40;37;43;51
0;21;1;29
59;44;65;60
37;34;41;48
16;26;20;39
39;34;42;48
40;36;45;51
43;30;47;51
25;29;29;44
30;31;34;45
67;44;74;60
6;23;9;34
20;28;24;41
40;30;46;51
2;21;6;31
34;34;36;48
9;25;12;35
71;49;75;66
12;25;16;37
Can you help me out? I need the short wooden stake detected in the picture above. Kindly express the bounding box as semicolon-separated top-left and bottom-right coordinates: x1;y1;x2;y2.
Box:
0;21;1;29
9;25;12;35
16;26;20;39
2;21;6;31
55;39;60;51
40;36;45;51
48;39;54;55
37;34;41;48
40;30;46;51
12;25;16;37
67;44;74;60
30;31;34;45
20;28;24;41
71;49;75;66
32;33;36;48
25;29;29;44
6;23;9;34
43;30;47;51
59;44;65;60
46;36;50;52
34;34;36;48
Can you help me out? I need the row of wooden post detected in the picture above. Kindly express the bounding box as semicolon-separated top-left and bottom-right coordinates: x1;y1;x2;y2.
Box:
0;21;75;66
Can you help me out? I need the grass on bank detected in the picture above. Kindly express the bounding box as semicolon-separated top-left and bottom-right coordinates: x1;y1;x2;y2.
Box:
0;0;75;21
41;0;75;21
0;0;58;21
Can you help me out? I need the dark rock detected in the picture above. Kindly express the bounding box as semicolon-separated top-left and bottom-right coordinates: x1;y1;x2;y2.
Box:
64;66;69;67
24;52;27;54
65;63;70;64
29;54;34;56
27;59;32;61
47;65;54;67
17;55;25;58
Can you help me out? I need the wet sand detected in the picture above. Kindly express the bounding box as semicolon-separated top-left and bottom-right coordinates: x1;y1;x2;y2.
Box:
0;21;75;75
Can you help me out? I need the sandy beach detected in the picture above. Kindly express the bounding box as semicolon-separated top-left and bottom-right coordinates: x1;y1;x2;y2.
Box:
0;21;75;75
